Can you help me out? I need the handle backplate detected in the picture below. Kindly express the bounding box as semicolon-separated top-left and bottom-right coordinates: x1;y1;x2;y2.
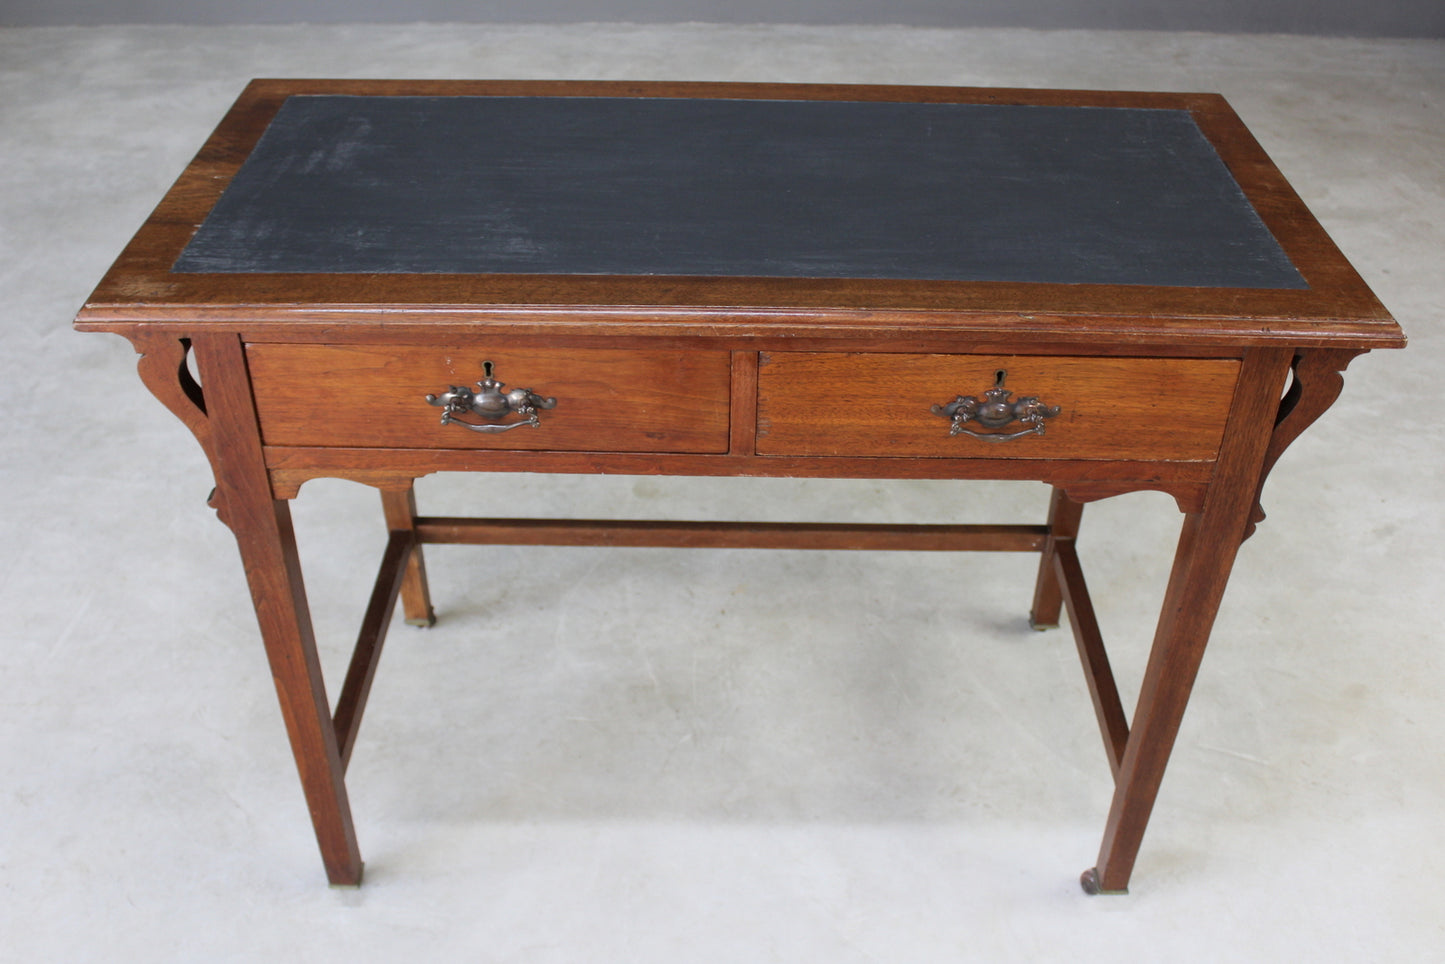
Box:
426;375;557;434
931;372;1060;442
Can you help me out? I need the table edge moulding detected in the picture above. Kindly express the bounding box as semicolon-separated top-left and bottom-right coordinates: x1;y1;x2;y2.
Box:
75;78;1405;895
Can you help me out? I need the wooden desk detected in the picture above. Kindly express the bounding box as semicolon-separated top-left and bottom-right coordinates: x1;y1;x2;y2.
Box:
75;80;1404;894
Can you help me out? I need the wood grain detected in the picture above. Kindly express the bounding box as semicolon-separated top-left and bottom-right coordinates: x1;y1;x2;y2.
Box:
1029;487;1085;630
1088;347;1295;894
380;486;436;627
332;529;411;772
756;352;1240;461
74;80;1403;351
189;331;363;887
412;517;1049;552
74;80;1405;893
1055;541;1130;778
246;343;732;453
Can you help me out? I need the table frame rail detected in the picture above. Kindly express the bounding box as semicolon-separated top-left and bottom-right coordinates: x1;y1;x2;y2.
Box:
126;328;1355;893
322;488;1144;892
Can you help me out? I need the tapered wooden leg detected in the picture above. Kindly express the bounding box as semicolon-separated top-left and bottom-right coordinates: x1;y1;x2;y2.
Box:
1085;512;1239;894
240;498;364;886
1083;347;1294;894
1030;487;1084;630
381;485;436;627
193;332;363;886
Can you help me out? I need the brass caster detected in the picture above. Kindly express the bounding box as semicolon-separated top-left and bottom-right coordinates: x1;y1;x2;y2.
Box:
328;862;365;889
1080;867;1127;896
1029;612;1059;631
405;609;437;628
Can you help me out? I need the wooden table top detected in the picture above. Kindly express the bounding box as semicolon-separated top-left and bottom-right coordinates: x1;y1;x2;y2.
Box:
77;79;1402;351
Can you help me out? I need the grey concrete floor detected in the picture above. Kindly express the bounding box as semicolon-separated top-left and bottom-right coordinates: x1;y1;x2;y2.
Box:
1;22;1442;962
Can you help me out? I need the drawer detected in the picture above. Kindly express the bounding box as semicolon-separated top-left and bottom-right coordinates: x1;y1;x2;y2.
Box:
756;352;1240;461
247;345;732;453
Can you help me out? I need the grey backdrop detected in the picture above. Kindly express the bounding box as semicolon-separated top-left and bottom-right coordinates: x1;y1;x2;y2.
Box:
2;0;1442;37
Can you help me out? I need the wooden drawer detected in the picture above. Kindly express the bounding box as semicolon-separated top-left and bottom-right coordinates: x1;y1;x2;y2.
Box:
756;352;1240;461
247;344;732;453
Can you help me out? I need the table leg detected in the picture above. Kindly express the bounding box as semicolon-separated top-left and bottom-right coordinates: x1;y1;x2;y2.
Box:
192;332;363;886
1082;347;1293;894
1029;487;1084;630
1082;511;1238;894
381;485;436;627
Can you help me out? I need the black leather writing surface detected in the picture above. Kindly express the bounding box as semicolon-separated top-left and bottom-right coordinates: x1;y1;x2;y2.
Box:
173;95;1306;288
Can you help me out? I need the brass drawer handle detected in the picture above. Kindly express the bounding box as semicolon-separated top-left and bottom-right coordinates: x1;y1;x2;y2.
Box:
426;370;556;434
931;371;1060;442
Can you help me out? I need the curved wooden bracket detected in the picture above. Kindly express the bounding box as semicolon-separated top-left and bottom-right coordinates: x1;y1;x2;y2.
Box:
1056;481;1207;515
127;332;232;526
1245;348;1365;540
269;469;426;500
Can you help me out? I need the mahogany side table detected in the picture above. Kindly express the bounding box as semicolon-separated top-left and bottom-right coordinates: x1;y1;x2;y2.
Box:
75;79;1404;893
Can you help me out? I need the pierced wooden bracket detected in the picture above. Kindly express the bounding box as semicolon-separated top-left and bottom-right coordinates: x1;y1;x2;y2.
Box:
1245;348;1365;540
128;332;232;526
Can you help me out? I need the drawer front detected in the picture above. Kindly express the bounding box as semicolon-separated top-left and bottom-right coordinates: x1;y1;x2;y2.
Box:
248;344;732;453
756;352;1240;461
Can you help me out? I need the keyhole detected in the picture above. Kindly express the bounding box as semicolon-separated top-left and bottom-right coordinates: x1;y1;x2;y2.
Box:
994;369;1008;387
483;360;495;378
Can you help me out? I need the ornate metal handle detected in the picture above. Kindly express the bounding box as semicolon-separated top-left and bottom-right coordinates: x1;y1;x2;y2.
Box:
425;369;556;434
930;371;1060;442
